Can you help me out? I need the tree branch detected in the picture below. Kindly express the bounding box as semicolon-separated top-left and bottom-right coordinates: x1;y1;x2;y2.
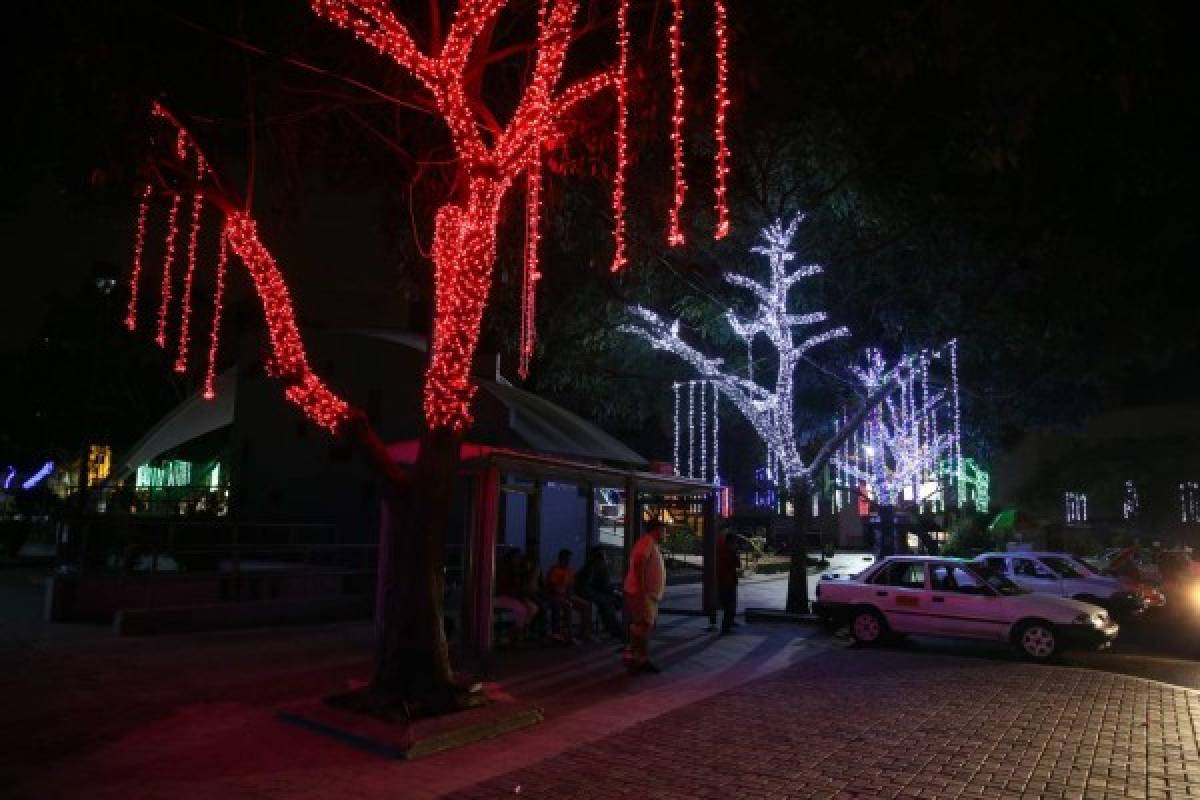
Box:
311;0;437;88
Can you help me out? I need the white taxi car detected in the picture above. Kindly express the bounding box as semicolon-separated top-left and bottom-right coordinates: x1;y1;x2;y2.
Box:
814;555;1119;661
973;551;1145;616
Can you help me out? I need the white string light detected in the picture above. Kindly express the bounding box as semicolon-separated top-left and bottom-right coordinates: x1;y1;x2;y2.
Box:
699;378;708;481
1123;479;1138;520
673;382;681;476
688;380;697;478
711;381;720;484
950;338;963;500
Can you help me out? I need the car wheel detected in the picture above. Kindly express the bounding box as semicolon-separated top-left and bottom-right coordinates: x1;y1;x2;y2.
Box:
1015;620;1058;662
850;608;886;646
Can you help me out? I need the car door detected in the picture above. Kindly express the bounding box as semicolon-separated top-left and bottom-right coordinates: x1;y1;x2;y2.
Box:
927;563;1008;640
1010;556;1065;596
867;560;930;633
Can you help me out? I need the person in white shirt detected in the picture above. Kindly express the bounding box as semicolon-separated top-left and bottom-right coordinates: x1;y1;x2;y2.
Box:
623;519;667;674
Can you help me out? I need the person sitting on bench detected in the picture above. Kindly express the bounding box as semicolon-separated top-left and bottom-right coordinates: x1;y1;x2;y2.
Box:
545;548;593;643
577;548;625;640
494;548;539;635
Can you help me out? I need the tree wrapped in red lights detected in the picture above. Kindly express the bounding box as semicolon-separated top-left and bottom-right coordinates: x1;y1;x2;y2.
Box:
125;0;735;717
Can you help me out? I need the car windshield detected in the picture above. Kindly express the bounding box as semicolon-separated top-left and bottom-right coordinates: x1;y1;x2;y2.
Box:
1066;555;1098;575
972;564;1024;595
1041;556;1087;579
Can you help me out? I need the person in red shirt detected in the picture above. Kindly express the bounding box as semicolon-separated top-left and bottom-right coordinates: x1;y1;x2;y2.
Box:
623;520;667;673
545;548;593;643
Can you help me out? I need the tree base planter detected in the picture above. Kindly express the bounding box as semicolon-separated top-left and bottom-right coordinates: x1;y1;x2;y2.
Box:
278;684;543;760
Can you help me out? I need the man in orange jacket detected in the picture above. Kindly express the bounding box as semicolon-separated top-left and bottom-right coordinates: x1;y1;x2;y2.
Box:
623;519;667;674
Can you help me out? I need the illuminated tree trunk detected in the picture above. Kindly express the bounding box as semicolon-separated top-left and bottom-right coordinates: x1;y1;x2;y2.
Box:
364;179;505;716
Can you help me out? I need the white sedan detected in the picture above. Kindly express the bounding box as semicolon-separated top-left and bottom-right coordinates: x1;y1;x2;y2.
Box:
814;555;1119;661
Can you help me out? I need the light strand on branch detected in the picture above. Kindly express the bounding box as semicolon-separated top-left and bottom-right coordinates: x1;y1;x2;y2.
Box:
124;183;152;331
667;0;687;246
174;156;207;373
154;192;183;348
224;212;350;430
712;0;731;239
611;0;630;270
519;153;542;380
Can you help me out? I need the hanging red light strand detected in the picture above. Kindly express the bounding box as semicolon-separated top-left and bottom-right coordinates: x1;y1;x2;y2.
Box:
667;0;687;247
519;153;542;380
610;0;630;270
124;183;152;331
202;231;228;401
174;155;207;373
712;0;731;239
154;191;183;348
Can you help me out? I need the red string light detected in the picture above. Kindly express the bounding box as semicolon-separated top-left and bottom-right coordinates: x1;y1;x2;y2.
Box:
202;230;228;401
155;191;182;348
519;154;542;380
712;0;731;239
174;155;206;373
423;176;504;431
667;0;687;247
224;212;351;430
124;183;152;331
610;0;631;271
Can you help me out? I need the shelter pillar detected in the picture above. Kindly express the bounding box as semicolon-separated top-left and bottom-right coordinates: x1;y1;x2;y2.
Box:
622;476;637;571
526;480;543;567
462;465;501;666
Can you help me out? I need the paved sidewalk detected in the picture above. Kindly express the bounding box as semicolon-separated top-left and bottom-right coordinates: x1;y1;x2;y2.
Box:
447;646;1200;800
4;616;820;799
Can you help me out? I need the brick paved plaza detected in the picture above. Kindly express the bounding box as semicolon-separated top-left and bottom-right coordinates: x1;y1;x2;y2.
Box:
5;602;1200;799
446;646;1200;800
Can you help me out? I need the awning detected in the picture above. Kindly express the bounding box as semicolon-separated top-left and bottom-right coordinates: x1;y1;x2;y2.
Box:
108;370;237;482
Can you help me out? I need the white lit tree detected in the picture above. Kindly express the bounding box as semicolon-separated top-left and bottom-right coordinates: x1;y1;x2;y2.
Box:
833;347;957;554
625;215;851;485
624;215;904;610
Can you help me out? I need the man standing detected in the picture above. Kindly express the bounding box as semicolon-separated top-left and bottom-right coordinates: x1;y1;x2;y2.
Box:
717;531;740;634
623;519;666;674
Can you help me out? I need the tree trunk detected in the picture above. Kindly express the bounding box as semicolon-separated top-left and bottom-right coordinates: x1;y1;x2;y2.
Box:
373;427;473;710
333;180;505;720
877;504;897;558
785;479;812;614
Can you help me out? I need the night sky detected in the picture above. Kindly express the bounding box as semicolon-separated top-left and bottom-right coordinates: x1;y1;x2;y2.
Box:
3;1;1199;465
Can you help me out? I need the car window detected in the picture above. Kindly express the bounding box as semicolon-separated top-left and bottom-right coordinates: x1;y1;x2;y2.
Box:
984;557;1007;573
1040;556;1086;579
870;562;926;589
930;564;992;595
975;565;1025;596
1013;557;1056;579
